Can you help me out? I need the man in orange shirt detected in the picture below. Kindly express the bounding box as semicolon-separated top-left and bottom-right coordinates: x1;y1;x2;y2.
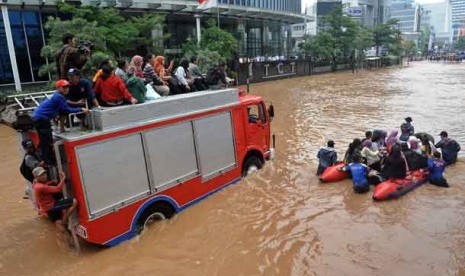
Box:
33;167;77;231
94;64;137;106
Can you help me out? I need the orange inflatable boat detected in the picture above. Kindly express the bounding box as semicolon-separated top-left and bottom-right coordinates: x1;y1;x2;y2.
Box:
372;170;428;201
319;163;348;183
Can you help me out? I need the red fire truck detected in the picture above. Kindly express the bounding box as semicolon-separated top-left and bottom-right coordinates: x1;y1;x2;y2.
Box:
16;88;274;246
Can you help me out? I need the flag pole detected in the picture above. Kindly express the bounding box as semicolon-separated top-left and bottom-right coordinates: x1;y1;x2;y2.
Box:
217;6;220;28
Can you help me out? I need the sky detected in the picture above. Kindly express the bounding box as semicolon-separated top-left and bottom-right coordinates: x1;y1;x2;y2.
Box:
302;0;446;11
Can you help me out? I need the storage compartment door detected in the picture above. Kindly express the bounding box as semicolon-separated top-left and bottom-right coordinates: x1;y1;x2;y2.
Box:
194;112;237;181
76;134;150;218
144;121;199;190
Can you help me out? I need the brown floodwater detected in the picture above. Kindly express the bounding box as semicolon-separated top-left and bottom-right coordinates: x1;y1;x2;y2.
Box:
1;61;464;276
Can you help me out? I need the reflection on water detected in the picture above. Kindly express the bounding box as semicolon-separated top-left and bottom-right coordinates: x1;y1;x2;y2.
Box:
1;62;464;276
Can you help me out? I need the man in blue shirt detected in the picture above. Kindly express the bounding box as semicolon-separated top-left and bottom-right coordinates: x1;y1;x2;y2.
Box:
427;152;449;187
63;68;100;129
67;68;100;109
435;131;461;165
341;154;370;193
32;79;89;165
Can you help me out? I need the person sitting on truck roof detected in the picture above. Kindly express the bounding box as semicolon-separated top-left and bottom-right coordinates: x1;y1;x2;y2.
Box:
62;68;100;130
143;53;169;96
175;59;194;93
92;59;113;87
206;62;228;90
115;58;128;82
94;64;137;106
33;167;77;231
32;79;89;165
125;67;146;104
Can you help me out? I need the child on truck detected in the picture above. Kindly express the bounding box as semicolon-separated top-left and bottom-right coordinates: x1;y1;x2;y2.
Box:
33;167;77;231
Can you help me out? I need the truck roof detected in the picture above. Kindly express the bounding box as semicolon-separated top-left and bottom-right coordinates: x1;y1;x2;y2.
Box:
56;88;256;142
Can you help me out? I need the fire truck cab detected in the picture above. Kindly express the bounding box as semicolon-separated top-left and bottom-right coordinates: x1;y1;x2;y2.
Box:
21;88;273;246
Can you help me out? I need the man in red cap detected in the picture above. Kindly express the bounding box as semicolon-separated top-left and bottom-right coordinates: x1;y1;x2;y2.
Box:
32;79;89;165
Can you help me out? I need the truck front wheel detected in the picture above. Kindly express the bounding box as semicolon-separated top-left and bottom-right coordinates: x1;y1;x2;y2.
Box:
135;203;175;235
242;156;263;177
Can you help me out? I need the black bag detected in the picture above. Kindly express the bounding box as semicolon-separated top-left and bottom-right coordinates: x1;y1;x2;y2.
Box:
20;155;34;183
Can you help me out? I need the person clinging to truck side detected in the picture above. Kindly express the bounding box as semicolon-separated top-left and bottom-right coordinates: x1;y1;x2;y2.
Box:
33;167;78;231
32;79;89;165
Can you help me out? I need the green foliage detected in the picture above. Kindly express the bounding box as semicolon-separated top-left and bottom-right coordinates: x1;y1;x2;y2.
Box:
455;37;465;51
40;3;166;79
373;19;402;55
300;33;336;58
182;19;236;71
403;40;416;56
199;20;238;61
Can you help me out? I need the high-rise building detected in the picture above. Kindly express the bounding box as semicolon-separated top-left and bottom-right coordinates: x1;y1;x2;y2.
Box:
451;0;465;42
389;0;421;41
423;2;451;46
314;0;388;30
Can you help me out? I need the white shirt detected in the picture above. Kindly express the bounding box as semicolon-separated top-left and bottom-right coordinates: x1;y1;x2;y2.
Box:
175;66;188;86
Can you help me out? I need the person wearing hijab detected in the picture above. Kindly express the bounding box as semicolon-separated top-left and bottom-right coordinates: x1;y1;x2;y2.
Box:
399;117;414;141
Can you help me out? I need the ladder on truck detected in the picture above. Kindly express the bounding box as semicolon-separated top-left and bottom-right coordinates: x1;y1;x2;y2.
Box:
7;91;54;112
9;91;83;252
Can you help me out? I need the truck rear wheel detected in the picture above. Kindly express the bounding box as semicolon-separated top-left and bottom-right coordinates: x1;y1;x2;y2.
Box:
242;156;263;177
135;203;175;235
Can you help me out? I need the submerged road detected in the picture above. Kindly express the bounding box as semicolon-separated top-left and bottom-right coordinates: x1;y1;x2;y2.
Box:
1;61;464;276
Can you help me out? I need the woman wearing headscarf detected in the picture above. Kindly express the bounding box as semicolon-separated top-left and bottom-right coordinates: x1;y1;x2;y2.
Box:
344;138;362;164
361;139;382;171
381;144;407;179
129;55;144;79
385;129;398;152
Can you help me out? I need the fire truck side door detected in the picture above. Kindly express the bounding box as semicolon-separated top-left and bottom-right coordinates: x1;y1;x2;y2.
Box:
246;104;268;151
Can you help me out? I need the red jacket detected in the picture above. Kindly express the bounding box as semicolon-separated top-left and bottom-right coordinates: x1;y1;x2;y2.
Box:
33;179;64;214
94;75;134;103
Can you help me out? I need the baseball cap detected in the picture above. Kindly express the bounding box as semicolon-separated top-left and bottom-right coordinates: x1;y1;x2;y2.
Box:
21;139;34;149
439;131;448;137
56;79;70;88
68;68;80;76
32;167;47;178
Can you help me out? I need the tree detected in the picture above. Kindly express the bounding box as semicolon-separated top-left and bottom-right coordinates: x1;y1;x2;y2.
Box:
402;40;416;56
322;5;361;57
199;19;238;61
373;19;402;56
300;6;374;61
182;19;237;71
455;37;465;51
40;3;166;78
300;32;336;58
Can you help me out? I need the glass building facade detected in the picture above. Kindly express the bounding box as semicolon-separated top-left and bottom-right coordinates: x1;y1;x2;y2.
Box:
215;0;301;14
451;0;465;42
0;9;55;84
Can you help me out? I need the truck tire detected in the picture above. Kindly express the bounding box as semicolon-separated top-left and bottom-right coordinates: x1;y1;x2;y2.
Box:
135;203;175;235
242;156;263;177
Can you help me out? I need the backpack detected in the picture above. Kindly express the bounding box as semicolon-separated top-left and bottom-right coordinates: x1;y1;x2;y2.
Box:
20;154;34;183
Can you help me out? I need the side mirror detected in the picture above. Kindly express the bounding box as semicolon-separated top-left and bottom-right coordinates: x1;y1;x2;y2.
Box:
268;103;274;120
